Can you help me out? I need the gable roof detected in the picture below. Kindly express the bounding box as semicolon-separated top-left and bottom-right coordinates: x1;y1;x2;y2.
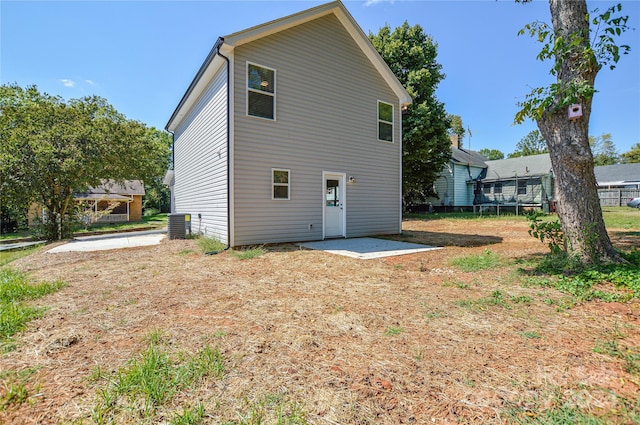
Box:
594;162;640;186
87;180;145;196
450;146;489;168
166;0;411;132
483;154;553;182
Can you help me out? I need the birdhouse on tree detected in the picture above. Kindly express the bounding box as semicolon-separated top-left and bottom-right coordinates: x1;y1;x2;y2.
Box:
568;103;583;120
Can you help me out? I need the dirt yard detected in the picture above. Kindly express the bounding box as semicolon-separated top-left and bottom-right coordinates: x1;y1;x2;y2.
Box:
1;217;639;424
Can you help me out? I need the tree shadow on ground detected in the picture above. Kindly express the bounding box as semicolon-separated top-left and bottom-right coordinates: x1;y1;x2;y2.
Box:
610;231;640;251
384;230;503;247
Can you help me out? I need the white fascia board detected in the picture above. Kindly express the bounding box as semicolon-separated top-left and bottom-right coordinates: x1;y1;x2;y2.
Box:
223;2;339;47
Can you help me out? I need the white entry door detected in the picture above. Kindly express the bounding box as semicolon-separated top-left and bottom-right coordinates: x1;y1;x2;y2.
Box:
323;172;345;238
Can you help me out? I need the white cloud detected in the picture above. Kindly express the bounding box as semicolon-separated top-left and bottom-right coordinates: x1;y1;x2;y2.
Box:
85;79;95;85
364;0;394;6
60;79;76;88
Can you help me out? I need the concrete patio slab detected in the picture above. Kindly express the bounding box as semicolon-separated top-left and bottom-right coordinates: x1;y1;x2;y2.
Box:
299;237;441;259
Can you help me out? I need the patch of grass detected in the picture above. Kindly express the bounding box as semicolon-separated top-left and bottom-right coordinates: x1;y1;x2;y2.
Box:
405;211;525;221
232;393;308;425
519;331;541;339
511;295;533;304
91;334;225;423
602;207;640;230
81;213;168;234
449;249;505;272
594;339;640;374
0;245;44;267
196;236;227;253
232;246;267;260
385;327;403;336
170;402;206;425
508;405;611;424
523;249;640;306
0;269;66;348
421;303;446;321
507;392;640;425
0;368;39;410
0;230;31;241
455;290;514;311
593;323;640;375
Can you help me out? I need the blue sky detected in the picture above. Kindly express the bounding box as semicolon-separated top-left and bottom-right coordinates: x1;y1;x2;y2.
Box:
1;0;638;156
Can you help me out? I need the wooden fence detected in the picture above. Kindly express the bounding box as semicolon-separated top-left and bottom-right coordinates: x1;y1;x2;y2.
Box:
597;189;640;207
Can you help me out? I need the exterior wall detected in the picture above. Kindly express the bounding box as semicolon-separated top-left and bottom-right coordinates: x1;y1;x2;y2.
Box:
129;195;143;221
27;203;42;226
480;176;552;205
173;65;229;243
429;165;454;206
451;163;483;207
231;14;401;245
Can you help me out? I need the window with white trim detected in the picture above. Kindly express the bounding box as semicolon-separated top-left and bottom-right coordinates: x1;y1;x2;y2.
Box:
378;101;393;142
517;179;527;195
248;63;275;120
272;169;290;200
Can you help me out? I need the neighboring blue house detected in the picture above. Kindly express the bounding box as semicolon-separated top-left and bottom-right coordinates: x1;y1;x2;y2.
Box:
425;138;487;210
429;149;640;211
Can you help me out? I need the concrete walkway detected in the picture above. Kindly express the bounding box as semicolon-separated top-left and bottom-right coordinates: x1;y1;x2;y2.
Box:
47;229;166;253
299;237;441;259
0;240;47;252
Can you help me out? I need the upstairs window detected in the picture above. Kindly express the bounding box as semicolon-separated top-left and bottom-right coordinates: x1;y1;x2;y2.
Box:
483;183;491;194
272;169;290;200
494;183;503;194
248;63;275;120
378;101;393;142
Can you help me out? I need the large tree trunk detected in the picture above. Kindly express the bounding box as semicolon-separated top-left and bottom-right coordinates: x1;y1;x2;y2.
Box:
538;0;623;264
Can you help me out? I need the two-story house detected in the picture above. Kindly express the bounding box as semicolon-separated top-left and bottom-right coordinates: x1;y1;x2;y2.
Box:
165;1;411;246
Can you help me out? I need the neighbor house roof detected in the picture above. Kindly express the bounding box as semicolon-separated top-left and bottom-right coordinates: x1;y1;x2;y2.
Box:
594;162;640;187
86;180;145;196
451;146;489;168
483;154;553;182
166;0;412;132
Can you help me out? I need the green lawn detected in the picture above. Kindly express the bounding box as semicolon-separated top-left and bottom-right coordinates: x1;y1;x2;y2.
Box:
0;213;168;242
78;212;168;234
406;206;639;231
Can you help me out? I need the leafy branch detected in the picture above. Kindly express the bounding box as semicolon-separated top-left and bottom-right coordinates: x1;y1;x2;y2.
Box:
515;3;631;124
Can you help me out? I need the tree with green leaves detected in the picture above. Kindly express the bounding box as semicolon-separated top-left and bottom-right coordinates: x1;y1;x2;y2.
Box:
369;22;451;207
478;148;505;160
620;143;640;164
508;130;548;158
515;1;630;265
0;84;171;240
447;114;465;147
589;133;619;166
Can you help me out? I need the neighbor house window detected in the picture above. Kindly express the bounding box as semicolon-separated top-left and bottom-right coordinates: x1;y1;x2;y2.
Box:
494;183;503;194
517;179;527;195
483;183;491;194
272;169;290;200
378;101;393;142
248;63;275;120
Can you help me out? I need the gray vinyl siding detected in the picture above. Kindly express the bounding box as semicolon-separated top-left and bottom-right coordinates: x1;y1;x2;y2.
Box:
173;66;229;243
231;14;401;245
